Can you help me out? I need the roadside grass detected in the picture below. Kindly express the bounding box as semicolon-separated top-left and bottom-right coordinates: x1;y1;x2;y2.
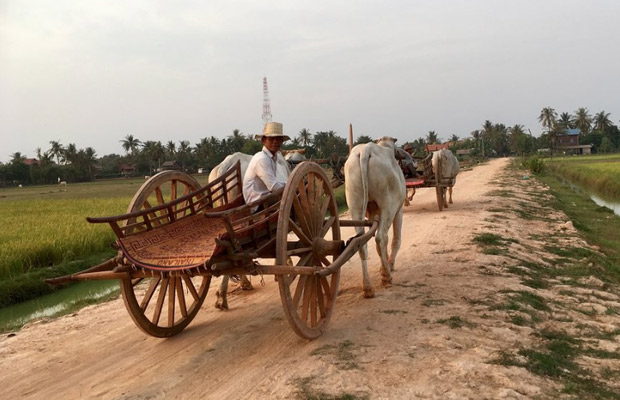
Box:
473;233;517;255
481;159;620;398
291;376;368;400
310;340;360;370
436;315;476;329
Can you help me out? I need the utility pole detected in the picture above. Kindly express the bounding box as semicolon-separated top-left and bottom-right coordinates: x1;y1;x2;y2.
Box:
262;77;272;125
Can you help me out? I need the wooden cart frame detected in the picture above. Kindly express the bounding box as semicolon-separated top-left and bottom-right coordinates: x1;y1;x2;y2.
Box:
403;153;455;211
47;161;376;340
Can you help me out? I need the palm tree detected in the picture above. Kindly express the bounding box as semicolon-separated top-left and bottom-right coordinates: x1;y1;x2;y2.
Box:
593;111;613;133
64;143;78;165
538;107;557;133
48;140;64;164
298;128;312;146
557;112;573;130
426;131;439;144
10;152;26;164
573;107;592;135
120;135;142;156
449;134;459;144
228;129;245;152
165;140;176;159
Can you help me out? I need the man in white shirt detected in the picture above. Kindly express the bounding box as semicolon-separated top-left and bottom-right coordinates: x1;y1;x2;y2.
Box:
242;122;290;207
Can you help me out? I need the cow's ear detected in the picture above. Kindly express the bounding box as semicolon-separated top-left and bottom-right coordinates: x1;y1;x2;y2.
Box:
392;137;398;143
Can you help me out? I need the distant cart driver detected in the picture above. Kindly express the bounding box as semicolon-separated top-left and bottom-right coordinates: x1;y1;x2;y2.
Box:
242;122;290;208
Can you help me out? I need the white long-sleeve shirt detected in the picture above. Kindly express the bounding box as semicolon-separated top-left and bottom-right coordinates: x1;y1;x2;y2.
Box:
242;147;287;205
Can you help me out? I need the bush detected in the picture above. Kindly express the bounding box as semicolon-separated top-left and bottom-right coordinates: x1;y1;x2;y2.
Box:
524;157;545;175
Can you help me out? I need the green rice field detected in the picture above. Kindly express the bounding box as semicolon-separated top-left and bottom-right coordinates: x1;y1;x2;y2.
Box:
545;154;620;199
0;176;211;305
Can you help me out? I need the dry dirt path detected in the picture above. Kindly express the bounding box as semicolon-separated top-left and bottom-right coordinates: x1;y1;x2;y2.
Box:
2;157;619;399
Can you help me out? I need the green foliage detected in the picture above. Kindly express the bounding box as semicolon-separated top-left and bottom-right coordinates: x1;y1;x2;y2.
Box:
521;156;545;174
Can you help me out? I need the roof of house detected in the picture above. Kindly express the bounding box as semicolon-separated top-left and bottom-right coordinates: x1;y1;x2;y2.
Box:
161;160;180;167
564;128;581;136
425;142;452;152
23;158;40;165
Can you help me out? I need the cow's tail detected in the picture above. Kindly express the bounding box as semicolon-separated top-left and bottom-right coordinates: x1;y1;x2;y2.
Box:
359;146;371;219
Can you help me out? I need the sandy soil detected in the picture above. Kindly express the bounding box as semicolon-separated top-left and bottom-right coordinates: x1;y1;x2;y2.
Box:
2;157;619;399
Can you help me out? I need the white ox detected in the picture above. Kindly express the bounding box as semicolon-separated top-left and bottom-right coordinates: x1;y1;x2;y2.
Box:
208;152;291;310
431;149;459;208
344;136;406;298
283;148;307;164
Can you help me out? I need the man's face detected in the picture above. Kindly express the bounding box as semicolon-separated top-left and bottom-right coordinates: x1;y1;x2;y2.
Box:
262;136;284;154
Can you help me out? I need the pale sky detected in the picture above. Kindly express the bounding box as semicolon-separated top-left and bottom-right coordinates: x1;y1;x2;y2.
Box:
2;0;619;162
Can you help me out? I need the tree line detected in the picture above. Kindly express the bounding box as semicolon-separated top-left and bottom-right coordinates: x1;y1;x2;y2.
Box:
2;107;619;186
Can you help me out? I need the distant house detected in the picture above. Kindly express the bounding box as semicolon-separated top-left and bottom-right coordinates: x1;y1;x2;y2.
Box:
120;164;135;177
22;158;40;166
556;128;592;155
425;142;452;153
456;149;473;157
157;160;182;172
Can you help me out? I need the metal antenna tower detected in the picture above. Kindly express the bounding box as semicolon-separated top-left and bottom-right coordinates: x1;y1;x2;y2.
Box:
262;77;272;125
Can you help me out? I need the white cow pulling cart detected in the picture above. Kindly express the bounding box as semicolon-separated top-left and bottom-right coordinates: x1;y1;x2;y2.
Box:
46;161;377;340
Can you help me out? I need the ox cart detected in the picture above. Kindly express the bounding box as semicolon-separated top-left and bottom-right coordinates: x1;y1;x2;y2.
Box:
46;161;377;340
402;153;455;211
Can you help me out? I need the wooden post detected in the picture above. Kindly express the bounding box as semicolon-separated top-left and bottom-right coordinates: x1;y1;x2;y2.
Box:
349;124;353;154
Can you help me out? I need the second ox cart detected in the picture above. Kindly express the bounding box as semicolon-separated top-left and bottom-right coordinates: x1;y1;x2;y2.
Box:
47;161;378;340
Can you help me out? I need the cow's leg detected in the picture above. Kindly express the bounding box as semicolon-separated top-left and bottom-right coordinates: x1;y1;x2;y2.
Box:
240;275;253;290
359;243;374;298
443;187;449;208
215;276;229;310
374;221;392;286
448;186;453;204
388;207;403;271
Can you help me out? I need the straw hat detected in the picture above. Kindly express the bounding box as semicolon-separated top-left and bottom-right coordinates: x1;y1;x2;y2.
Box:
255;122;290;141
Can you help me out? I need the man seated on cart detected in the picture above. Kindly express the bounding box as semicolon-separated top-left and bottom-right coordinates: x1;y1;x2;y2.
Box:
243;121;290;211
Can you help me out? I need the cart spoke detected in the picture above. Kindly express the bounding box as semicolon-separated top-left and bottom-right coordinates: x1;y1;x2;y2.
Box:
182;275;200;301
176;277;188;318
287;245;312;257
152;277;169;325
310;277;318;326
292;275;307;307
297;252;313;267
288;218;312;246
320;276;333;305
319;215;336;238
168;276;176;327
292;193;311;237
140;276;161;311
316;276;326;318
301;276;312;323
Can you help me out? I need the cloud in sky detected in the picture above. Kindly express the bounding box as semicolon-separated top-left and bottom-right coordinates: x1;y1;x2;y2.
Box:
1;0;620;161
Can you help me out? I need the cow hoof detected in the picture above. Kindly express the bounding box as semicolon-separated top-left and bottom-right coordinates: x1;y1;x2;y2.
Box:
215;292;228;310
381;277;393;287
363;288;375;298
240;279;253;290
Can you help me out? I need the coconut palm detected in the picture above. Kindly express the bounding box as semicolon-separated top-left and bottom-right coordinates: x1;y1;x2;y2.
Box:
166;141;176;159
48;140;64;164
426;131;439;144
298;128;312;146
64;143;78;165
538;107;557;133
556;112;573;130
120;134;142;156
593;111;613;133
572;107;592;135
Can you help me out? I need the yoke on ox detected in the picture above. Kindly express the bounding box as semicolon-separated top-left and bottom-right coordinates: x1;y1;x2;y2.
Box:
344;137;406;298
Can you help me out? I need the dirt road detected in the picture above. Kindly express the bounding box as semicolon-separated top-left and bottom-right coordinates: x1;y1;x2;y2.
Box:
2;157;619;399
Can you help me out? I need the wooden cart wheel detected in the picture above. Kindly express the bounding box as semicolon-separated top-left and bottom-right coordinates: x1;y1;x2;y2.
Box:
276;162;342;339
121;171;211;337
